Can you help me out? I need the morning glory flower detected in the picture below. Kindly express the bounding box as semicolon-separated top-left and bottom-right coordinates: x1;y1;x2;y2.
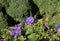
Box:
12;28;21;36
25;16;34;25
55;24;60;31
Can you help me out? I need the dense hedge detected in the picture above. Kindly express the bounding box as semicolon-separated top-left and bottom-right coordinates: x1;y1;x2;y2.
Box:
0;0;60;41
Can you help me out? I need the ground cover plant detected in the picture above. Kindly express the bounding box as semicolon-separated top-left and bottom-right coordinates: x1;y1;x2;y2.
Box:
0;0;60;41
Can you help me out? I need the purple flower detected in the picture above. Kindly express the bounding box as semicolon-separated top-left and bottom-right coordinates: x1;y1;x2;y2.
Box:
55;24;60;31
12;28;21;36
15;23;22;27
25;16;34;25
0;40;5;41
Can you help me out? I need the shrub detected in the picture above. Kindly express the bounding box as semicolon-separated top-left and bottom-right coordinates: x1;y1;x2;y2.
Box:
0;0;60;41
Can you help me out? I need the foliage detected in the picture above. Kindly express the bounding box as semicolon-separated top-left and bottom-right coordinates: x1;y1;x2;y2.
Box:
6;0;29;22
0;0;60;41
0;12;7;28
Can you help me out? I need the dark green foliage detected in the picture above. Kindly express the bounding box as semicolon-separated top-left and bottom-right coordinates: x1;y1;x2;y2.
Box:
51;13;60;24
0;12;7;28
0;0;60;41
33;0;59;15
6;0;29;22
0;12;8;37
0;0;9;8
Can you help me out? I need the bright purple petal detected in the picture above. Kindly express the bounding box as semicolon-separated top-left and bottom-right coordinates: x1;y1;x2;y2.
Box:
25;16;34;25
55;24;60;31
12;29;21;36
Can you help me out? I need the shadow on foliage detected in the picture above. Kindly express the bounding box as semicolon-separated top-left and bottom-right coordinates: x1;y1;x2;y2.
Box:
1;7;19;26
28;0;44;19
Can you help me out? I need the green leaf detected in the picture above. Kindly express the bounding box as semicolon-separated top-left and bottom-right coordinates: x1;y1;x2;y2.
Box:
18;35;26;41
28;33;39;41
25;28;33;35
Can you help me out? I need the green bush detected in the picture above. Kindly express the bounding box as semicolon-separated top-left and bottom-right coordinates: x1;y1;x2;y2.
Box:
0;0;60;41
0;12;7;28
6;0;29;22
